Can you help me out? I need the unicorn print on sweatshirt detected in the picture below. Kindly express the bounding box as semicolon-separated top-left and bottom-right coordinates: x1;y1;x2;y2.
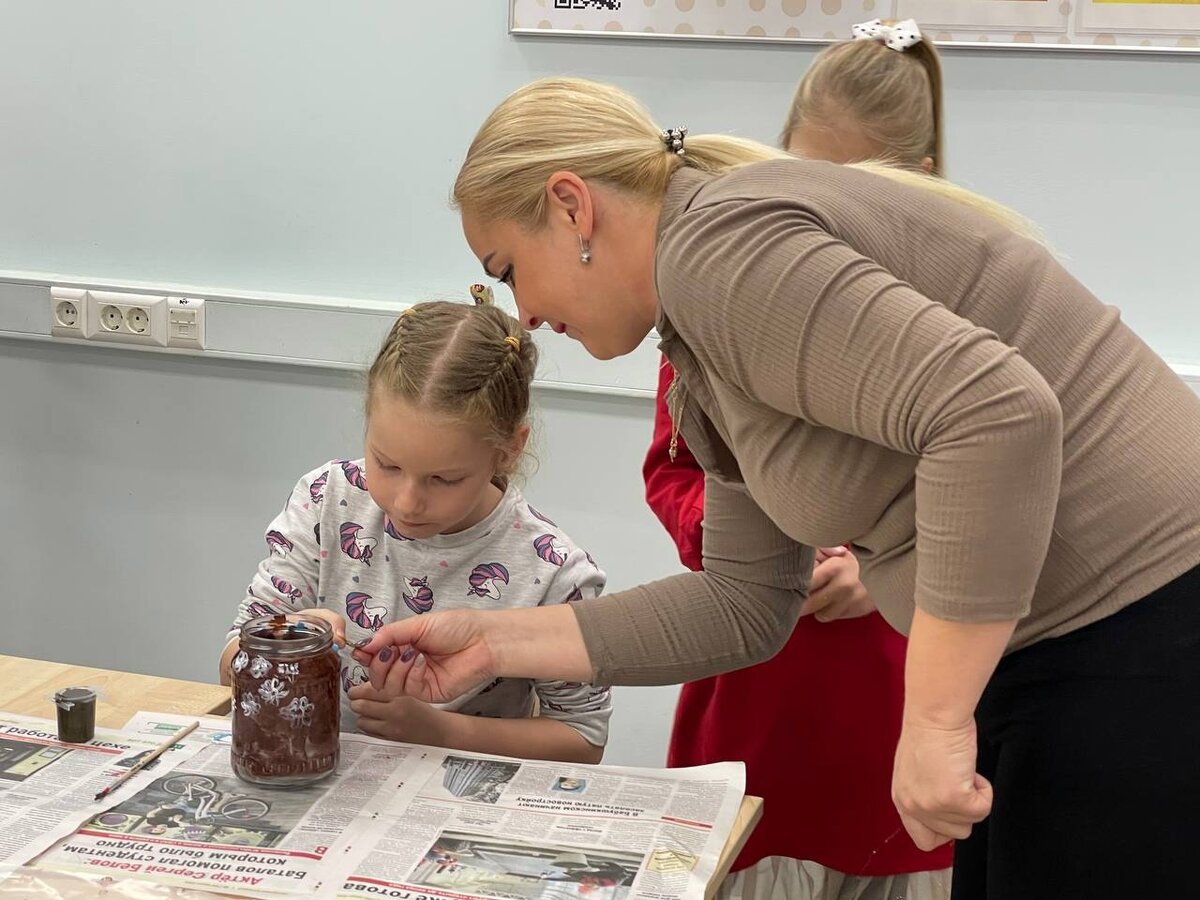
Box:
339;522;378;566
266;530;294;555
270;575;303;602
346;591;387;630
468;562;510;600
340;459;368;492
309;470;328;505
403;576;435;614
245;599;277;619
341;663;368;693
534;533;568;567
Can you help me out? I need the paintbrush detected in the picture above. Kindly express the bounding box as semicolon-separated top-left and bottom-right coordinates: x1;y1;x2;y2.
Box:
94;720;200;802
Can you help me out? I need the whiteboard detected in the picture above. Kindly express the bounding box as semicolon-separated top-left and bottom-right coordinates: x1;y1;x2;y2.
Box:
512;0;1200;54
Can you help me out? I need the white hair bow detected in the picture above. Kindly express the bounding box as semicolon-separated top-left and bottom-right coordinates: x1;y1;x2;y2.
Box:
851;18;923;51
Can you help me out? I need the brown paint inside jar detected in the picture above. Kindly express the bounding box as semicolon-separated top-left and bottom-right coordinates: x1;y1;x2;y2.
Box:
231;614;340;786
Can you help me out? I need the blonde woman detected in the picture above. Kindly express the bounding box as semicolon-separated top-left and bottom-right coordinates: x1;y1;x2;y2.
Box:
360;74;1200;900
643;21;952;900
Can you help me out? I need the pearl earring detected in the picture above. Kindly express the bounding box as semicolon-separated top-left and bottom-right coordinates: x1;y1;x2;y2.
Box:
578;235;592;265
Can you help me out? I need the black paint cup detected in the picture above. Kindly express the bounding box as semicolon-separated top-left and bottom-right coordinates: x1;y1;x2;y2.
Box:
54;687;97;743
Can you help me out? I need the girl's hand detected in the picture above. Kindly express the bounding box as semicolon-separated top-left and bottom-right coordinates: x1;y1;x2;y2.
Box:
802;546;875;622
347;685;446;745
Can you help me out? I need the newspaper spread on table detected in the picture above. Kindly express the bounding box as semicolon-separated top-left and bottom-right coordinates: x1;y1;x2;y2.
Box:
32;714;407;897
334;743;746;900
0;712;206;877
26;711;746;900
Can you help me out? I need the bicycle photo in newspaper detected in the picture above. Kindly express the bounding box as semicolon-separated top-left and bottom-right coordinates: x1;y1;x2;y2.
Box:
80;772;301;847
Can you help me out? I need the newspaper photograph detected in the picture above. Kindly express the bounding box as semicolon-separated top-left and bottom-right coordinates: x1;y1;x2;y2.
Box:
339;750;746;900
35;731;419;897
406;832;644;899
0;713;205;876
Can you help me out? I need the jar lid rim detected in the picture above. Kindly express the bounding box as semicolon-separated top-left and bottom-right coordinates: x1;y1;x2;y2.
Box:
238;613;334;654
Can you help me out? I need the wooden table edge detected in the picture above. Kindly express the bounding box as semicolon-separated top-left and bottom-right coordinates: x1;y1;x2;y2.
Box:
707;795;764;899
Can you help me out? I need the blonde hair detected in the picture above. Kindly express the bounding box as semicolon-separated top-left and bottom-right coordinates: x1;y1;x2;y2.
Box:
453;76;1038;240
452;77;778;225
366;301;537;480
781;36;944;176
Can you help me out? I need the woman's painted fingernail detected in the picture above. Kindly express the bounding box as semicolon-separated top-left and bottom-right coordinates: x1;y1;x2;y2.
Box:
414;653;426;668
400;647;417;664
378;646;394;663
355;637;370;649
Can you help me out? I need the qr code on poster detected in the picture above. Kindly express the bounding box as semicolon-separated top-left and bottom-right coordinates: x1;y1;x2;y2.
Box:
553;0;622;9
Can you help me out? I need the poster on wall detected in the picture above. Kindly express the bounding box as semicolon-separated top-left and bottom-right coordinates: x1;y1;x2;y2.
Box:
511;0;1200;53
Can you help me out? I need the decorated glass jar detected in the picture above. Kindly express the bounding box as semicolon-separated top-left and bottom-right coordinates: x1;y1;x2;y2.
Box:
231;614;340;785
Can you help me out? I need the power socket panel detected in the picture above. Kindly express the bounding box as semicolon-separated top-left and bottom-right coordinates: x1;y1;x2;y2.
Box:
85;291;169;347
50;287;89;339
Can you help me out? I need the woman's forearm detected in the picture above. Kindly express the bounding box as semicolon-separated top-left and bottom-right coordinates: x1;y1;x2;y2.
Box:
488;605;595;682
904;606;1016;727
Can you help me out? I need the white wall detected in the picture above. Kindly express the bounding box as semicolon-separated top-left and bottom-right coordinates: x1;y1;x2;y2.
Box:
1;4;1197;359
1;2;1197;767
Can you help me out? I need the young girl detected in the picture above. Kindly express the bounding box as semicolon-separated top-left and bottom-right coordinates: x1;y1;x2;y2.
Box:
783;18;943;176
221;292;609;764
644;21;952;900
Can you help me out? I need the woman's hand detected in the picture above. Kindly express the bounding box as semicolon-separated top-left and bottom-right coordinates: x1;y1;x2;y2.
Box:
353;609;497;704
802;546;875;621
892;715;993;851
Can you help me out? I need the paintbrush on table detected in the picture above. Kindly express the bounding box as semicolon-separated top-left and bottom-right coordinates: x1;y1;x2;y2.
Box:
94;720;200;802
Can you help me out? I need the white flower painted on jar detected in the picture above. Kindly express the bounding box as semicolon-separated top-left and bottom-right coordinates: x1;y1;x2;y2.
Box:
249;656;272;679
239;694;261;717
232;651;249;674
280;695;314;727
258;677;289;706
277;661;300;682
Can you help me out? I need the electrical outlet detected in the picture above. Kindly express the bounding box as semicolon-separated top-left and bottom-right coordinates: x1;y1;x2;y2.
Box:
85;291;169;347
50;287;89;339
125;306;150;334
166;297;206;350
